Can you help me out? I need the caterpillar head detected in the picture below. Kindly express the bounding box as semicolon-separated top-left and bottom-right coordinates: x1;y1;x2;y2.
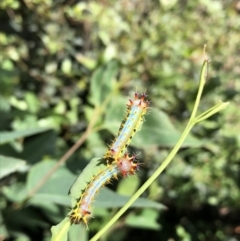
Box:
127;93;149;109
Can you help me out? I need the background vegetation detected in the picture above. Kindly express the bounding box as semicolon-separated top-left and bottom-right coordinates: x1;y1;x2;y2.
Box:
0;0;240;241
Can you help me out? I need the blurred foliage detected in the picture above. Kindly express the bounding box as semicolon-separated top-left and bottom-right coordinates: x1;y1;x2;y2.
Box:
0;0;240;241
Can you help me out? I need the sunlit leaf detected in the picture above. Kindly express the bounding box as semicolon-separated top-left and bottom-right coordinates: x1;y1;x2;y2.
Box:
0;155;27;178
0;127;52;145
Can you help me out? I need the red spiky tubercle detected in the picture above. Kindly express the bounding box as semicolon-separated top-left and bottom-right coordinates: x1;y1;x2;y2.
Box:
116;153;138;177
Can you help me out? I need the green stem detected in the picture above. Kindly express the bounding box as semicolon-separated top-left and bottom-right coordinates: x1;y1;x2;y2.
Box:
195;101;229;123
89;59;212;241
188;59;208;123
89;122;195;241
51;57;229;241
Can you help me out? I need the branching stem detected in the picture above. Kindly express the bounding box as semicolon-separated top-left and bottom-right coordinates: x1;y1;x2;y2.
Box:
89;59;229;241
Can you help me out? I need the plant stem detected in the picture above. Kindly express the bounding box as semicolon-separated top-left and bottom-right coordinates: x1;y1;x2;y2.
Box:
89;121;195;241
89;59;210;241
188;59;208;123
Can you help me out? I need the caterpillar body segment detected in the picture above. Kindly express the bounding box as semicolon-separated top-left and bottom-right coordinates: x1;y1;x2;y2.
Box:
69;154;139;225
105;93;149;161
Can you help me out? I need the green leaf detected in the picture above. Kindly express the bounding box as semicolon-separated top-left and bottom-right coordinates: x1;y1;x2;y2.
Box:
27;160;76;206
103;95;126;126
0;155;27;178
117;176;140;196
0;212;9;239
176;225;191;240
25;92;40;114
125;209;161;230
51;217;71;241
69;224;88;241
29;193;71;207
2;182;28;202
61;58;72;75
95;189;166;210
0;127;52;145
21;130;57;164
89;61;118;106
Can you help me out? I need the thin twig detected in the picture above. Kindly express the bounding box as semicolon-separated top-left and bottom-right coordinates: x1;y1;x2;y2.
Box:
26;112;96;199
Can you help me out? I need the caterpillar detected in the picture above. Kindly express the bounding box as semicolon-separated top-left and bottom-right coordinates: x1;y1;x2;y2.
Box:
69;153;139;226
105;93;149;162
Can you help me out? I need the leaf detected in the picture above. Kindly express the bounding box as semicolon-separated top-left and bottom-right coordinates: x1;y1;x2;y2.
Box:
117;176;140;196
0;212;9;239
89;61;118;106
0;155;27;178
29;193;71;207
39;202;65;224
21;130;57;164
125;209;161;230
0;127;52;145
51;217;71;241
27;160;76;206
95;188;166;210
2;182;28;202
103;95;126;126
61;58;72;75
25;92;40;114
103;97;203;147
68;224;88;241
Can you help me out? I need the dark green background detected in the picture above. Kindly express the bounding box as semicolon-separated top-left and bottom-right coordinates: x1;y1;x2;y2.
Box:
0;0;240;241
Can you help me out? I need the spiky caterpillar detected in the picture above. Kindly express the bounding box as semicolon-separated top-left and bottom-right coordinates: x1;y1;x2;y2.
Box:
69;153;138;225
105;93;149;162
